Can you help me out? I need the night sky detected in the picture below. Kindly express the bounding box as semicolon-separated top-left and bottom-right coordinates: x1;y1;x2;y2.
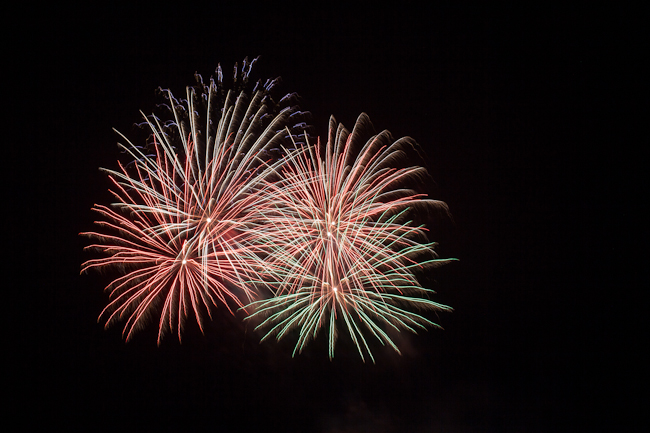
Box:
14;3;635;432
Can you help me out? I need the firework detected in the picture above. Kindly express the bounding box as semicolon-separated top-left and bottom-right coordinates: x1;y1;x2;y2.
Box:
81;59;306;343
245;114;455;362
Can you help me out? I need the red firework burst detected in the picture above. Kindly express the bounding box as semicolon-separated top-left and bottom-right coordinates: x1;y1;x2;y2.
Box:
82;60;305;343
245;114;455;361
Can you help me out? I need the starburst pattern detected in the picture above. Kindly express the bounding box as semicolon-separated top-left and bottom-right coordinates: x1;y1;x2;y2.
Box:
83;60;455;359
81;59;306;343
245;114;455;362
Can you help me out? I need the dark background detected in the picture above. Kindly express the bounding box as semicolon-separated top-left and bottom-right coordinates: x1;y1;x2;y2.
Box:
13;3;639;432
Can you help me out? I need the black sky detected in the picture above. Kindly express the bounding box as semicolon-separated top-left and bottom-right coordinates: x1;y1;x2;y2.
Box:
13;3;637;432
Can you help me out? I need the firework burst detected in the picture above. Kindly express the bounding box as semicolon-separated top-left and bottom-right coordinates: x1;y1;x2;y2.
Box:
245;114;455;362
81;59;307;343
